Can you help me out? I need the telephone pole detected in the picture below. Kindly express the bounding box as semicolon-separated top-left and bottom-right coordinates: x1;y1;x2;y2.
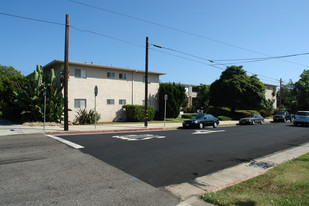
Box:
144;37;149;128
64;14;69;131
279;78;282;112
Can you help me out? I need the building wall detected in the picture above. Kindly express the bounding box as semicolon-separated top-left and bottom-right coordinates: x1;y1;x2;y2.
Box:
52;64;160;122
264;84;277;109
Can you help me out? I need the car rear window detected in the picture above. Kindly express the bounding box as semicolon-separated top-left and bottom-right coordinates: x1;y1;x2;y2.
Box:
296;112;309;116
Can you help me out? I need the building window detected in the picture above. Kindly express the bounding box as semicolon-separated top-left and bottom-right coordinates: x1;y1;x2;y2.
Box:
107;99;115;105
107;72;115;79
119;99;126;105
119;73;126;80
75;69;87;78
74;99;86;108
142;100;151;106
143;76;151;83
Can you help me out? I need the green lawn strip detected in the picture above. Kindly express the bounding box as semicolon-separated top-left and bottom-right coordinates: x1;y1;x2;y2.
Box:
200;153;309;206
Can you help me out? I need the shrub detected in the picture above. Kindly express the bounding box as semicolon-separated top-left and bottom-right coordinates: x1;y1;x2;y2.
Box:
122;105;154;122
260;109;272;118
74;108;101;125
218;116;232;121
206;107;231;117
181;113;197;119
272;108;280;115
183;106;195;113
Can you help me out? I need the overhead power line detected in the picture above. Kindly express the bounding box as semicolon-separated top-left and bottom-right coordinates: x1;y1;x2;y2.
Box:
213;52;309;62
0;11;281;83
68;0;308;68
0;12;64;26
150;43;281;82
0;12;144;48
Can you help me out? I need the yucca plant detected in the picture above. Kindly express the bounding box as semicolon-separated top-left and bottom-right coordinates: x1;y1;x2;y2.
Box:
74;108;101;125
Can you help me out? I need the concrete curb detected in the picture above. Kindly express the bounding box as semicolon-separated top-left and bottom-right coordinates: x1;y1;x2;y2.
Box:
168;142;309;205
46;127;166;135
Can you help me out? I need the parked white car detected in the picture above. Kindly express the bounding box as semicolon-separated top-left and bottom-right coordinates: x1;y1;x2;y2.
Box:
293;111;309;126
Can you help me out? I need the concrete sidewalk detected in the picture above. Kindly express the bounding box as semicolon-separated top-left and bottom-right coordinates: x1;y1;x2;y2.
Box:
0;119;272;136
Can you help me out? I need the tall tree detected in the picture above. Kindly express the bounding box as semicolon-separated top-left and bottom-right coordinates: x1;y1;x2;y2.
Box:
0;65;25;121
209;65;266;112
293;69;309;110
158;83;186;119
277;79;296;112
196;84;210;111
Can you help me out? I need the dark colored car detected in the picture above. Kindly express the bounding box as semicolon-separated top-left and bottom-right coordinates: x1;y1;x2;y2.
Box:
239;114;264;125
293;111;309;126
183;114;219;129
273;112;293;122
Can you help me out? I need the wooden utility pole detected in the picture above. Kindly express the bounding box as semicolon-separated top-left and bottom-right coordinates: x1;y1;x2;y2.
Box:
144;37;149;128
279;78;282;112
64;14;69;131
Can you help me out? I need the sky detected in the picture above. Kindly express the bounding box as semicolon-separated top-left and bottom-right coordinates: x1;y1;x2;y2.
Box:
1;0;309;86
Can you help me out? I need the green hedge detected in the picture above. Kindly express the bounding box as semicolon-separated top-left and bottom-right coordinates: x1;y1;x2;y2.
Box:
218;116;232;121
122;105;155;122
181;113;197;119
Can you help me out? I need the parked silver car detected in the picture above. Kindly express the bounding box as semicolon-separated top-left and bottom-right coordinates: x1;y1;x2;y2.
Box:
239;114;264;125
293;111;309;126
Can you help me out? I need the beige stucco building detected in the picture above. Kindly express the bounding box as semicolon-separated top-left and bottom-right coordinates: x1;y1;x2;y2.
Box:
179;83;277;109
264;83;277;109
43;60;165;122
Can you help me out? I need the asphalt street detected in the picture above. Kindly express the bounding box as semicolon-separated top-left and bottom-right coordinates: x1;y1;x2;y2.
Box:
60;122;309;187
0;134;178;206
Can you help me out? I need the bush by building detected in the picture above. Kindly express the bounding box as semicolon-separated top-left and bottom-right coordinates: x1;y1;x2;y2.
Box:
122;105;154;122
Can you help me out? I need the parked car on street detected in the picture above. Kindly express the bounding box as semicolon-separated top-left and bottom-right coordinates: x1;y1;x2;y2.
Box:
239;114;264;125
183;114;219;129
273;112;293;122
293;111;309;126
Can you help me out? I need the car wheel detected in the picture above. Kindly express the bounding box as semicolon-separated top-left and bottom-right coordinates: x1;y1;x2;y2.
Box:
293;122;298;127
199;123;204;129
213;122;218;128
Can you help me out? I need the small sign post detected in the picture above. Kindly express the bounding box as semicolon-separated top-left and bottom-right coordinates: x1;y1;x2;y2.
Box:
164;94;168;128
43;91;47;132
94;86;98;129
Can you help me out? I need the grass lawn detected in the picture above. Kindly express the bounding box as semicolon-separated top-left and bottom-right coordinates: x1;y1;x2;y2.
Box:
200;152;309;206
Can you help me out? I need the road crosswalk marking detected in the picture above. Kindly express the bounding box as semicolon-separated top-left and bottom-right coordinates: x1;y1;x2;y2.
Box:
193;130;225;135
112;134;166;141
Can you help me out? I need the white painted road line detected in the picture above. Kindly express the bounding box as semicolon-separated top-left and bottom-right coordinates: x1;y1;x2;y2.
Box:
193;130;226;135
45;134;84;149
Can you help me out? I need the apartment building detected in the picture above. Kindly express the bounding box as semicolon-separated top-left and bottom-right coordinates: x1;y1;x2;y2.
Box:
264;83;277;109
43;60;165;122
178;82;277;109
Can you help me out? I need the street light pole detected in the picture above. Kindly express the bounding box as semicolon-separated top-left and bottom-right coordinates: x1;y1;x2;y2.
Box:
43;91;46;132
94;85;98;129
